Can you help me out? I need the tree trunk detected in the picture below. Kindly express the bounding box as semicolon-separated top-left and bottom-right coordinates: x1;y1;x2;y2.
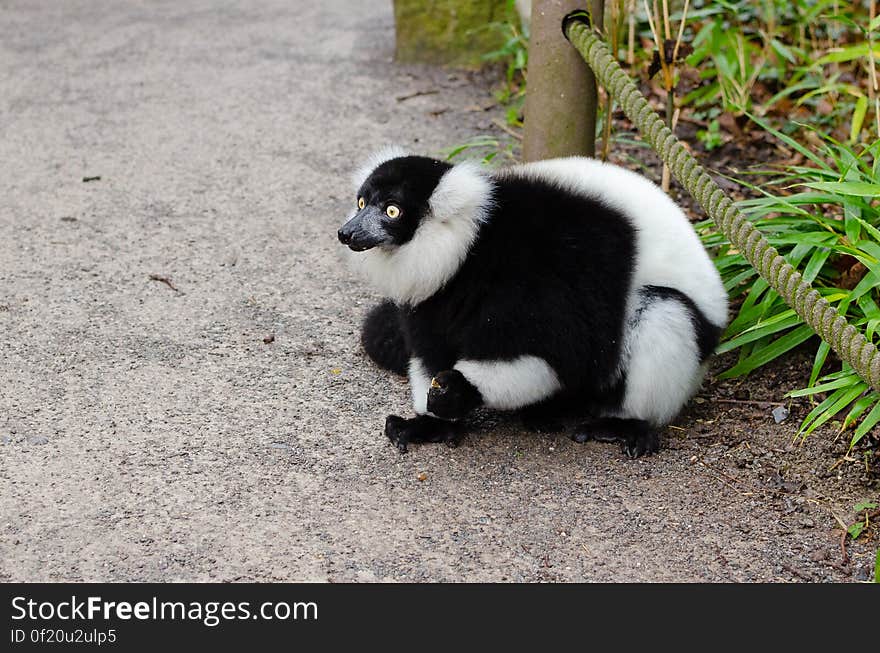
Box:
522;0;604;160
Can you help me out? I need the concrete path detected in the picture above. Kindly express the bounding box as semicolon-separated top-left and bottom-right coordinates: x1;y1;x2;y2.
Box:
0;0;870;582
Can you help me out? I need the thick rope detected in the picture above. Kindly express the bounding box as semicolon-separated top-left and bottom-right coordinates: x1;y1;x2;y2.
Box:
563;17;880;392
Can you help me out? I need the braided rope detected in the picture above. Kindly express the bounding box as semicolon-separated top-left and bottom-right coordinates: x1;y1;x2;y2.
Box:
564;19;880;392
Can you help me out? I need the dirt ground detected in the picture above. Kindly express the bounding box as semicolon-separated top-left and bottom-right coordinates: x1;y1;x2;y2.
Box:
1;0;877;583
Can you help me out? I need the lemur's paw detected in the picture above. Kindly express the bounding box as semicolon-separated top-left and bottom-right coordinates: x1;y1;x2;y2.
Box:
620;429;659;459
384;414;462;453
426;370;481;420
385;415;411;453
571;418;659;459
571;429;592;444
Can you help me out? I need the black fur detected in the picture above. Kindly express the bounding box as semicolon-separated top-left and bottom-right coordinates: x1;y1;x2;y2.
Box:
361;300;409;376
519;397;568;433
400;173;636;407
385;414;462;453
640;285;722;361
571;417;659;458
359;156;452;246
426;369;482;420
348;157;720;459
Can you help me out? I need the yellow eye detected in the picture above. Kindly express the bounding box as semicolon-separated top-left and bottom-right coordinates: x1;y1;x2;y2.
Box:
357;197;365;210
386;205;401;219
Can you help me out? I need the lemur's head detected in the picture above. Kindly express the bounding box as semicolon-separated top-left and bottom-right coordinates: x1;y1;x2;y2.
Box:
338;153;452;251
339;147;493;305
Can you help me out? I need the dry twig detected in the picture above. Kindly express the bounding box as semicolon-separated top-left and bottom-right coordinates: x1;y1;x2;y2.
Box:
148;274;179;292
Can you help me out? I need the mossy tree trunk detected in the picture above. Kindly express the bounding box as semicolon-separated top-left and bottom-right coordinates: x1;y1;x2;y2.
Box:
393;0;509;68
522;0;604;160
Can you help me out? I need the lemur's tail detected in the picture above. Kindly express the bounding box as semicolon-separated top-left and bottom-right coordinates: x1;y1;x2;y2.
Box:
361;300;409;376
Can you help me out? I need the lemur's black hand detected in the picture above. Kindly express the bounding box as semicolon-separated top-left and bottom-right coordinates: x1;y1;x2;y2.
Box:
426;369;482;420
385;414;462;453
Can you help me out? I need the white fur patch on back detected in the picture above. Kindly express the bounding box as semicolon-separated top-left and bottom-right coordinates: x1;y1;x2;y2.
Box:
351;145;409;190
500;157;728;329
350;160;493;305
615;300;704;425
454;356;562;410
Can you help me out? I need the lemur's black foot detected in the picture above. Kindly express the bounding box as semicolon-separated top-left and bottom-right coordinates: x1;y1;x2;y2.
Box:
571;417;659;459
426;370;482;420
361;300;409;376
384;415;462;453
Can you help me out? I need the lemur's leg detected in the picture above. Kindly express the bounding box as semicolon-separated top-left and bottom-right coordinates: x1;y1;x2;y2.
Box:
616;290;711;427
572;289;714;459
361;300;409;376
427;356;562;420
425;370;482;420
572;417;659;459
384;358;464;453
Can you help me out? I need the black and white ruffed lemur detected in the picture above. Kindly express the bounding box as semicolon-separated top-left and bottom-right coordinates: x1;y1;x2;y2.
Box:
338;147;728;458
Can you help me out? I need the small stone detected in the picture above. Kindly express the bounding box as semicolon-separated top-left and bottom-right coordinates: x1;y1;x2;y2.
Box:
1;435;12;445
417;472;427;482
222;252;239;267
26;435;49;445
263;334;275;344
800;518;815;529
772;406;789;423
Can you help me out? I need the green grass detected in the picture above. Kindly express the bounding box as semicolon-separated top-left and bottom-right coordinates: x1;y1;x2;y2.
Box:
875;548;880;583
474;0;528;127
440;135;517;165
700;119;880;445
669;0;879;144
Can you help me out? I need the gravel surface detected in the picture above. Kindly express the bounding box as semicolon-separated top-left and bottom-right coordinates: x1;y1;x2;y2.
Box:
1;0;876;582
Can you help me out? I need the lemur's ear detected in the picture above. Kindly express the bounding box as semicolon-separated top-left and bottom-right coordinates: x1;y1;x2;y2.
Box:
351;145;409;190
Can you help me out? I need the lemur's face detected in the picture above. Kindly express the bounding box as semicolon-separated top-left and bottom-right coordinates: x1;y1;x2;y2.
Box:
338;156;452;252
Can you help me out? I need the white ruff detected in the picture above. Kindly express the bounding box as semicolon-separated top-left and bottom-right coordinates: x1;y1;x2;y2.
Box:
454;356;562;410
350;160;493;305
